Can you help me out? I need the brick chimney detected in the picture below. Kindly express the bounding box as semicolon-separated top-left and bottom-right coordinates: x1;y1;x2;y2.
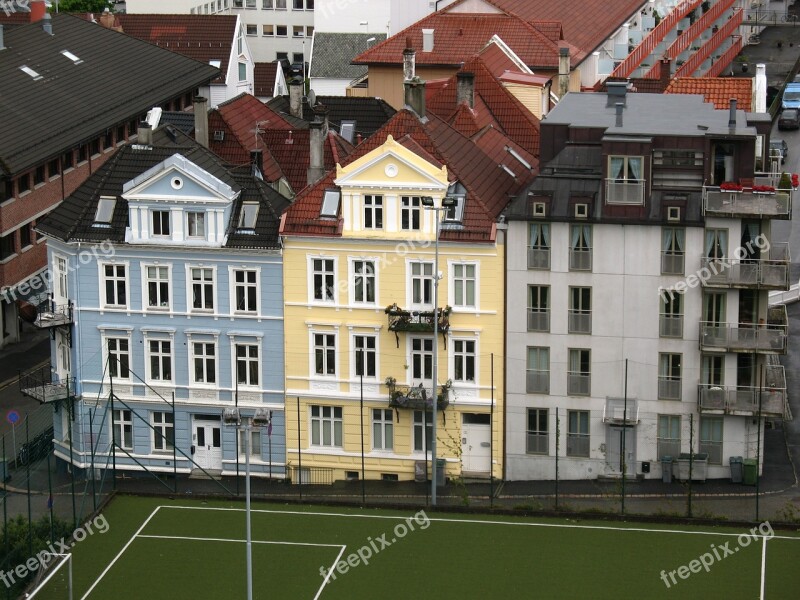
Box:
404;76;426;120
289;78;303;119
307;105;328;186
30;1;46;23
138;122;153;146
660;57;672;88
403;39;416;81
194;96;209;148
456;72;474;109
558;45;570;98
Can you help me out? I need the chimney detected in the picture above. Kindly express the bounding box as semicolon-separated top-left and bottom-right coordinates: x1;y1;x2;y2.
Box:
607;80;628;101
728;98;737;129
250;149;263;179
404;77;426;119
558;45;570;98
0;25;4;51
289;78;303;119
313;103;329;135
138;122;153;146
615;102;624;128
422;28;434;53
194;96;209;148
403;43;416;81
457;72;474;109
307;121;326;186
755;63;767;113
30;1;46;23
41;13;52;35
660;58;672;87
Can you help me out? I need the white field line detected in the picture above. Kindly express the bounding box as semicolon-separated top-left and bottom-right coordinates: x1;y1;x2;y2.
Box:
314;545;347;600
760;536;767;600
81;505;163;600
27;554;71;599
137;533;343;549
158;505;800;541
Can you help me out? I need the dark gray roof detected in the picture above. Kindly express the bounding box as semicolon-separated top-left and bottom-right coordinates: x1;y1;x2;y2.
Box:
37;126;288;249
160;111;196;135
0;13;219;176
266;95;396;139
310;32;386;79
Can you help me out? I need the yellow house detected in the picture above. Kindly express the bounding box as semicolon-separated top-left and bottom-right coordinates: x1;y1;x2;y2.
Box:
280;109;527;483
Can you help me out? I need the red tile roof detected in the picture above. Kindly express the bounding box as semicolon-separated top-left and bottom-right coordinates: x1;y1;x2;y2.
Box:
254;62;279;97
116;14;238;84
281;110;533;242
665;77;754;112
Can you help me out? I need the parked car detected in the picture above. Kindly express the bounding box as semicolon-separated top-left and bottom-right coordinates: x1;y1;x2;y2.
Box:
778;109;800;130
769;138;789;164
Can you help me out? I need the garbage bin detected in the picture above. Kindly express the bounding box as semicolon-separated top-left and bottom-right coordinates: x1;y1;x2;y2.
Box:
661;456;673;483
743;459;758;486
729;456;743;484
436;458;446;487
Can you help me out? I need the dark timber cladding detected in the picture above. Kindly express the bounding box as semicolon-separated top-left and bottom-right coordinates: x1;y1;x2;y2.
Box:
0;13;220;178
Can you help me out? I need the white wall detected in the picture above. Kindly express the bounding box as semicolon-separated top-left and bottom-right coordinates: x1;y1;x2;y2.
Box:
315;0;457;35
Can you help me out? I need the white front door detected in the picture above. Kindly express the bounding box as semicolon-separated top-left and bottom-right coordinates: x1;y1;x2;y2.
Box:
606;426;636;475
193;416;222;470
461;414;491;474
56;331;70;383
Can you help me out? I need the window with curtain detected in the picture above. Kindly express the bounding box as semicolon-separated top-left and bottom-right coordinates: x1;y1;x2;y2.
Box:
662;227;685;274
529;223;550;249
609;156;643;181
704;229;728;259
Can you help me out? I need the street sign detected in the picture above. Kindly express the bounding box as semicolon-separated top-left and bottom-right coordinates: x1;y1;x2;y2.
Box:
6;410;20;425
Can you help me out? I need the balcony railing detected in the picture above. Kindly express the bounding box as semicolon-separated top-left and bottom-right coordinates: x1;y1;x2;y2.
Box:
659;315;683;338
699;307;788;354
567;373;590;396
386;378;450;411
703;187;792;219
569;249;592;271
699;244;790;290
385;303;450;336
19;366;75;404
661;252;685;276
658;377;682;400
603;397;639;424
527;309;550;332
605;179;645;205
568;310;592;334
33;299;74;329
698;382;785;418
527;247;550;270
527;432;548;454
526;370;549;394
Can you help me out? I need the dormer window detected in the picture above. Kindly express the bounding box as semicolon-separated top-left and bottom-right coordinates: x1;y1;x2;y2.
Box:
364;195;383;229
238;202;259;231
444;182;466;223
187;211;206;238
320;189;340;219
152;210;171;236
94;196;116;227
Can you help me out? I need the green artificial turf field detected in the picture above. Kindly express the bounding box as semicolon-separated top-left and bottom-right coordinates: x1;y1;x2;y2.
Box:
27;495;800;599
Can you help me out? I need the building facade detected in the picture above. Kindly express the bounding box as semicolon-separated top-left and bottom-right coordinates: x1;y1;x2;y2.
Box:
505;85;788;481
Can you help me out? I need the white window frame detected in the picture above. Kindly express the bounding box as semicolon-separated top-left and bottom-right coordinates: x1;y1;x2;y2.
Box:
54;254;68;301
352;333;378;380
451;338;477;384
99;261;129;309
105;335;131;381
190;338;218;386
310;330;337;378
145;336;174;384
151;209;171;237
187;211;206;239
310;405;343;448
449;261;478;309
349;258;377;305
238;429;262;458
143;264;172;311
152;411;175;453
372;408;394;451
657;414;682;460
409;336;434;387
407;260;434;309
413;410;433;454
112;409;133;450
363;194;383;230
401;196;422;231
308;256;337;304
187;265;216;313
230;267;261;315
234;341;261;388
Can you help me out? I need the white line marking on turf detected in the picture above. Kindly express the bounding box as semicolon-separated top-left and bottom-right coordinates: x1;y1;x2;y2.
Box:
157;505;800;541
81;505;164;600
760;536;767;600
314;544;346;600
137;534;343;548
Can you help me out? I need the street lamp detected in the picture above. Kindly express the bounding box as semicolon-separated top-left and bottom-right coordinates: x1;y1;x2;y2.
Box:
420;195;457;506
223;407;271;600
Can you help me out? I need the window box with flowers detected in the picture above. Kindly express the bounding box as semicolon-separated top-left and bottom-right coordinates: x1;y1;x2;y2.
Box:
719;182;743;192
752;185;776;194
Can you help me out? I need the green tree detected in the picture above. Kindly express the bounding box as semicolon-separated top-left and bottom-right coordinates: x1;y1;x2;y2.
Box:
1;515;72;597
50;0;113;13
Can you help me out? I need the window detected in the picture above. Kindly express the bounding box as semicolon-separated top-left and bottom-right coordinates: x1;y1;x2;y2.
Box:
701;354;724;387
372;409;393;451
527;408;548;454
153;412;174;452
90;139;101;156
0;233;14;260
704;228;728;260
293;25;304;37
236;343;259;386
77;145;87;164
113;409;133;450
62;150;74;170
276;0;286;7
95;197;116;225
607;156;644;204
413;410;433;452
527;285;550;332
262;0;272;7
187;212;206;238
657;415;681;460
659;291;683;338
107;338;130;380
193;342;216;384
452;263;475;308
293;0;302;7
662;227;685;275
314;333;336;376
453;340;475;382
276;25;287;36
568;287;592;334
55;256;68;299
103;130;113;150
410;262;434;306
152;210;170;236
239;202;259;230
700;417;723;465
245;0;255;7
353;260;375;304
148;340;172;382
48;158;60;178
246;24;257;35
234;269;258;312
526;346;549;394
17;173;30;194
239;62;247;82
263;24;274;35
34;165;45;186
191;268;214;311
146;266;170;309
311;406;342;447
569;225;592;271
238;429;262;457
312;258;335;302
19;223;31;249
353;335;376;377
1;178;12;202
528;223;550;269
411;338;433;385
363;195;383;229
320;189;340;218
567;349;590;396
401;196;422;230
567;410;589;457
103;264;127;307
658;353;681;400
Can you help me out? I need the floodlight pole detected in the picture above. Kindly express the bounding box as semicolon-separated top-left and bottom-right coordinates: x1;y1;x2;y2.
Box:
245;419;253;600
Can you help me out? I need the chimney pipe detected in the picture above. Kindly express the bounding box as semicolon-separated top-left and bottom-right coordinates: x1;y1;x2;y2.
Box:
0;25;5;51
194;96;209;148
30;1;46;23
558;46;570;98
289;79;303;119
404;77;426;120
307;121;326;186
728;98;737;128
41;13;52;35
660;58;671;87
456;72;475;109
138;123;153;146
403;46;416;81
615;102;624;128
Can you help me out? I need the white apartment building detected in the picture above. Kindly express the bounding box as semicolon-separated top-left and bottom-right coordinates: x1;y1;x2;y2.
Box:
314;0;455;34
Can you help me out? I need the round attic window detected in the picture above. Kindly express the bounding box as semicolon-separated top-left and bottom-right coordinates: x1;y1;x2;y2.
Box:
171;177;184;190
385;164;398;178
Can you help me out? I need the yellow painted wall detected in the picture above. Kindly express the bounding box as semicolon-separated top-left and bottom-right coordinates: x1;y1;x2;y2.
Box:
366;65;461;109
503;83;543;119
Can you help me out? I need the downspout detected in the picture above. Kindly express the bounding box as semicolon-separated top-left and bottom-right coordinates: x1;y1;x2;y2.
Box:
496;219;509;482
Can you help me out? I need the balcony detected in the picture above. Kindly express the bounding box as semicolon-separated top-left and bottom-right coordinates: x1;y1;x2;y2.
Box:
567;373;590;396
385;378;450;411
527;309;550;332
697;367;786;418
699;244;790;290
605;179;644;205
19;366;75;404
659;315;683;338
568;310;592;334
703;186;792;219
526;370;549;394
699;306;788;354
33;299;74;329
661;252;685;276
602;397;639;424
385;303;450;346
569;249;592;271
658;377;682;401
527;247;550;270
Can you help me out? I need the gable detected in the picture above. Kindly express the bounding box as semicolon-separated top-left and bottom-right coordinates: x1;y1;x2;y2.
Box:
447;0;504;14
